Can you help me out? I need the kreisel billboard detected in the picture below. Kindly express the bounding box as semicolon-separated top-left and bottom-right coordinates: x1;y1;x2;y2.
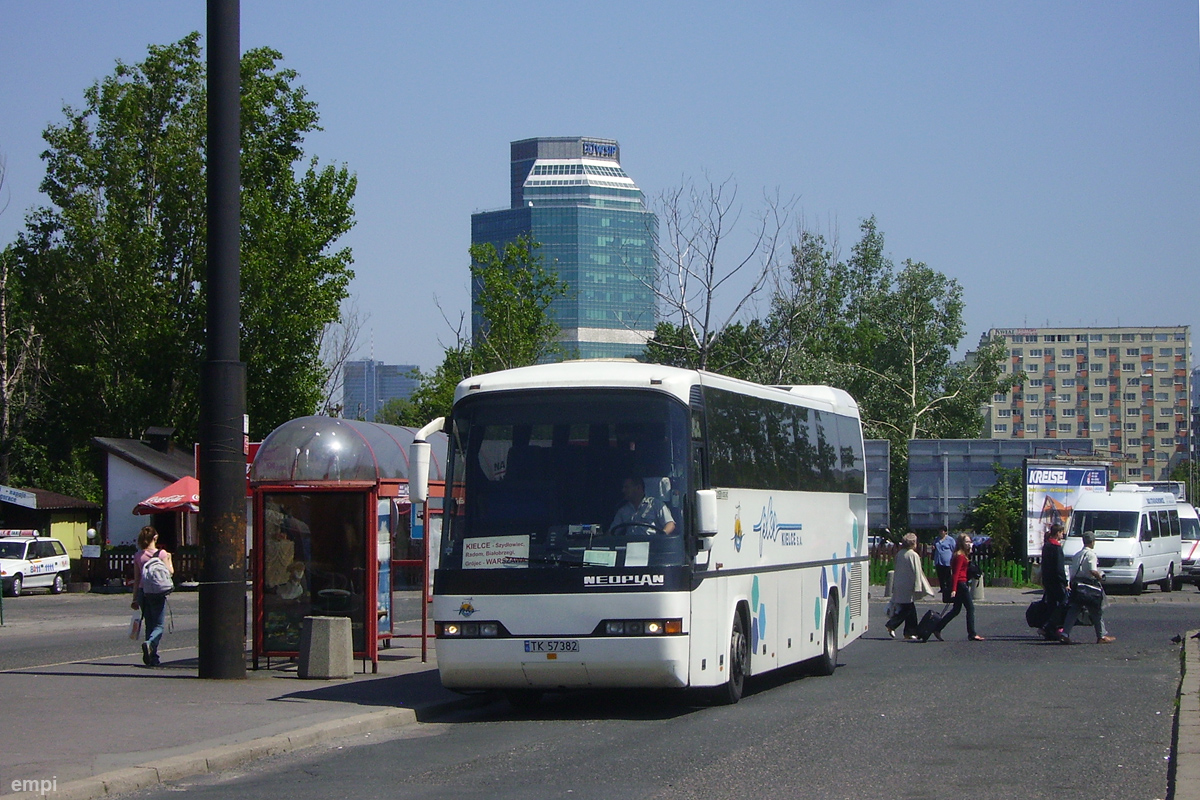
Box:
1024;460;1109;557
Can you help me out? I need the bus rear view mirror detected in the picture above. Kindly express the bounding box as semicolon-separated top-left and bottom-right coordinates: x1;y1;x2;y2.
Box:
696;489;718;537
410;441;431;503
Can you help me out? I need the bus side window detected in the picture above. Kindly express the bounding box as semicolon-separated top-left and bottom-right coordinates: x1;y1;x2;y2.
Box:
1170;510;1181;537
1140;514;1152;541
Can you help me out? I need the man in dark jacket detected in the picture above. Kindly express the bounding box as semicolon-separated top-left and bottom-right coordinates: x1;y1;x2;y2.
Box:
1039;523;1069;639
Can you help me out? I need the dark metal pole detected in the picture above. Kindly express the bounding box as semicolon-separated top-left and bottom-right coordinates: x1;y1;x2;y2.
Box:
200;0;246;679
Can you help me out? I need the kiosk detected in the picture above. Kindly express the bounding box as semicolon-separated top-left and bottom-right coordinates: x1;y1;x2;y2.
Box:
249;416;446;671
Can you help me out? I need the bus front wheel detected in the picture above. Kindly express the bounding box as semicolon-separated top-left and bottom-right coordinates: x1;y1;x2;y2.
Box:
811;600;839;677
716;612;749;705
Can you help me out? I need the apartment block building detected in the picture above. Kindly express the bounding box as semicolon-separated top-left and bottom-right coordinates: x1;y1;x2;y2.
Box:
981;325;1192;481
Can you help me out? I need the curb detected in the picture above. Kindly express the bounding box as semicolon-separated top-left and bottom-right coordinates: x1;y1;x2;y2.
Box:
3;695;493;800
1176;629;1200;800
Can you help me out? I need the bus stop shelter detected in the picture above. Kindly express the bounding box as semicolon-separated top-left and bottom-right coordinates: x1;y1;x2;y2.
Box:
249;416;446;671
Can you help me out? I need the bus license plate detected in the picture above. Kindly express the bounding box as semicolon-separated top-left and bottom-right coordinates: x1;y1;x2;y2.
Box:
524;640;579;653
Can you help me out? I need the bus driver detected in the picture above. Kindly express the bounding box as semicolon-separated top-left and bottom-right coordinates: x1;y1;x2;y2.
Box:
611;477;676;535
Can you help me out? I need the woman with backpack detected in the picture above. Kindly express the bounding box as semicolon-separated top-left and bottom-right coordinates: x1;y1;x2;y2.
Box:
132;525;174;666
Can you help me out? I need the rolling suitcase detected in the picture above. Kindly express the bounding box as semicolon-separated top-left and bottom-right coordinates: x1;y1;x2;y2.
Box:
917;609;941;642
1026;598;1050;629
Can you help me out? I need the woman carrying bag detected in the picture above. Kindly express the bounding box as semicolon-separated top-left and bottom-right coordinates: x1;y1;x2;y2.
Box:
131;525;175;666
1059;530;1116;645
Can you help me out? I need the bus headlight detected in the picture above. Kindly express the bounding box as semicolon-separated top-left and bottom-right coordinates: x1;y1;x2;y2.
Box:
436;621;506;638
596;618;684;636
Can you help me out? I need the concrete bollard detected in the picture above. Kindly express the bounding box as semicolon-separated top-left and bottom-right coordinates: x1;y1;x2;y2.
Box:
972;577;985;602
298;616;353;679
884;570;894;597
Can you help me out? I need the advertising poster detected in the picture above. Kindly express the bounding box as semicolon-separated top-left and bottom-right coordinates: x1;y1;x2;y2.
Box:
1024;462;1109;557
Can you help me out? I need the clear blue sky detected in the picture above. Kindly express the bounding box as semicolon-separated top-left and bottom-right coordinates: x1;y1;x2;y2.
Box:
2;1;1198;372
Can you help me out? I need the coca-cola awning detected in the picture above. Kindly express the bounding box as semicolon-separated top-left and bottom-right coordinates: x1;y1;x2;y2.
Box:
134;475;199;515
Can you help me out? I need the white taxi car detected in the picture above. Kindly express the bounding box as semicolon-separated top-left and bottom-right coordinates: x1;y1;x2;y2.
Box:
0;535;71;596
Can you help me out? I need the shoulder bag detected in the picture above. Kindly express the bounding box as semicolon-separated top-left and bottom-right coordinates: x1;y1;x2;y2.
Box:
1070;555;1104;606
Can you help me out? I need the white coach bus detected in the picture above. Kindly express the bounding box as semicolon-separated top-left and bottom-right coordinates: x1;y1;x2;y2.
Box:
408;361;869;705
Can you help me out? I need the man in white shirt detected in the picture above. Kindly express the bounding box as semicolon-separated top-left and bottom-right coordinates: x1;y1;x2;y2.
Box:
610;477;676;535
1060;531;1116;644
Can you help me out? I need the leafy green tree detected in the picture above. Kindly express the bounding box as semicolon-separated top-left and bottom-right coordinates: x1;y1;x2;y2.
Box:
961;466;1024;559
765;218;1018;526
0;154;45;484
9;33;355;483
642;319;772;382
471;237;568;371
373;394;417;427
399;237;569;426
1170;460;1200;507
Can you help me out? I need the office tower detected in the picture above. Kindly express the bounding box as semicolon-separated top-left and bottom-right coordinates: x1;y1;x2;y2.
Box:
981;326;1192;481
471;137;658;359
342;360;420;421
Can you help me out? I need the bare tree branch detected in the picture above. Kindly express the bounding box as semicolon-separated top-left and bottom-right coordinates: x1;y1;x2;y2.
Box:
648;175;794;371
316;298;366;416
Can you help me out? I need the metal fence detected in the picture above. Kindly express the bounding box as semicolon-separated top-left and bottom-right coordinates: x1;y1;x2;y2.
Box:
868;541;1031;587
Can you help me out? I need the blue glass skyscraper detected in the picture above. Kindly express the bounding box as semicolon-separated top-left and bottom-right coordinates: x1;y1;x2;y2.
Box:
471;137;658;359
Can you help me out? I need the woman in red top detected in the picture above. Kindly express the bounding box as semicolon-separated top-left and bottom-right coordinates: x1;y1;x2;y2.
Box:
930;534;984;641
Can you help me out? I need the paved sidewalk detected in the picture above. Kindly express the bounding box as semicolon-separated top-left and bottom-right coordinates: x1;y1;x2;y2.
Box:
0;638;472;800
1173;629;1200;800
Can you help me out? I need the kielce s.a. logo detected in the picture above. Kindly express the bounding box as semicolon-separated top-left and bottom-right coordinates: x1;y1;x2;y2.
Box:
753;498;803;557
457;599;477;617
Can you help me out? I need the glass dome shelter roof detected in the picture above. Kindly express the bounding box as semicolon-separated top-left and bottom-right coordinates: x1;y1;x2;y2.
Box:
250;416;447;484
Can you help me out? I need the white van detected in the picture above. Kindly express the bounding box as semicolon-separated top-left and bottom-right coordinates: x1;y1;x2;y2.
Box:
1177;503;1200;589
1063;484;1181;595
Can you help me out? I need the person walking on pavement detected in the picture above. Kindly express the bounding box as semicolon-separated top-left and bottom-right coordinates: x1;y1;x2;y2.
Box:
132;525;174;666
932;525;955;604
1039;523;1070;640
885;533;934;640
1060;530;1116;645
930;534;984;641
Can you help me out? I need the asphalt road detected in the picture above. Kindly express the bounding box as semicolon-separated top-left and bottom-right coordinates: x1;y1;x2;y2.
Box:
0;590;426;671
120;591;1198;800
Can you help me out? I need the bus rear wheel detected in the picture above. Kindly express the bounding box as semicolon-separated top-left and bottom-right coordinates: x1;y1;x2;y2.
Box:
810;600;839;677
715;612;749;705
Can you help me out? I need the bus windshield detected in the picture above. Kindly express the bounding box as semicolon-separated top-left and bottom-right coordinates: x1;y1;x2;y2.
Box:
1068;510;1138;539
441;390;690;571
